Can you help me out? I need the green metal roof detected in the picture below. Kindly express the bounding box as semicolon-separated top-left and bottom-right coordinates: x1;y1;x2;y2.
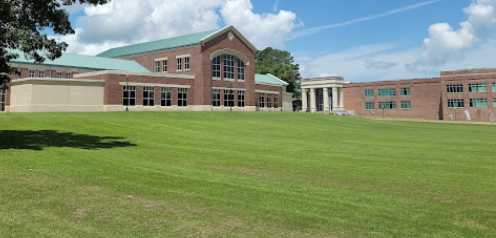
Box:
9;49;150;73
255;74;288;86
97;30;217;58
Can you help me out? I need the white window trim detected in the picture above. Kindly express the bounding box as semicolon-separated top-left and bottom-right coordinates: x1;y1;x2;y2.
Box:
155;57;168;61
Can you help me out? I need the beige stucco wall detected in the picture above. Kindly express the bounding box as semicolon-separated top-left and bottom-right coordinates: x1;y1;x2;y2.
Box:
9;79;104;112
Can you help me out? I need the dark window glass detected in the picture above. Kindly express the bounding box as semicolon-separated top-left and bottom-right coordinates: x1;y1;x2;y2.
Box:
161;87;172;106
212;89;221;107
122;86;136;106
178;88;188;107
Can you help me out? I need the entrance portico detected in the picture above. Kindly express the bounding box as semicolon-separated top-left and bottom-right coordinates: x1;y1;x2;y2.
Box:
301;76;348;112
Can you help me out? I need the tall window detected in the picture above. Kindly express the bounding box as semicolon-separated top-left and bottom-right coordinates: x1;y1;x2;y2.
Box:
162;60;168;72
448;99;464;108
184;57;191;71
223;55;235;79
122;86;136;106
267;97;273;108
178;88;188;107
378;101;396;109
493;83;496;93
469;83;487;93
237;91;245;107
212;89;221;107
0;87;5;111
400;100;412;109
400;87;411;96
143;86;155;106
274;97;279;108
28;70;36;78
378;88;396;96
177;58;183;72
36;71;45;78
447;84;464;93
470;98;488;108
364;102;375;110
258;95;265;108
212;56;221;78
161;87;172;106
154;60;161;72
236;58;245;80
224;89;234;107
493;98;496;108
364;89;374;97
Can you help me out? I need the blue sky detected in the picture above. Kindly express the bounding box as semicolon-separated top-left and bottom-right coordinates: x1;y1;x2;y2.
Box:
62;0;496;82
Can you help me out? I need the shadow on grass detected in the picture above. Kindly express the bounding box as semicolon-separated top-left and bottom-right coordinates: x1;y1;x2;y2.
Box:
0;130;136;150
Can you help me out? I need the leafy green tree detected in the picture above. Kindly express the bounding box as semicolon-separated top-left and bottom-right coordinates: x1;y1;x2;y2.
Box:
256;47;301;97
0;0;108;85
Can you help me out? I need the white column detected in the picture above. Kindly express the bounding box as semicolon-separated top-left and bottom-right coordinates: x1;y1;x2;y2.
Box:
301;88;308;112
310;88;317;112
339;87;344;108
323;88;330;112
332;87;338;111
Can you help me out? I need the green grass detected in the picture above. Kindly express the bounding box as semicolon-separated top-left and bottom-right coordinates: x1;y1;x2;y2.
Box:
0;112;495;238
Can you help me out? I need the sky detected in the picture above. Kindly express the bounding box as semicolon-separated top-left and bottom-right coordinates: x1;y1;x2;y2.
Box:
59;0;496;82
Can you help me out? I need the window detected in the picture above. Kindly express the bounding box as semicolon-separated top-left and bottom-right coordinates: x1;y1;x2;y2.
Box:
448;99;464;108
0;87;4;111
236;58;245;80
143;86;155;106
161;87;172;106
447;84;464;93
223;55;235;79
364;89;374;97
184;57;190;71
162;60;168;72
469;83;487;93
400;87;411;96
364;102;375;110
28;70;36;78
378;88;396;96
178;88;188;107
493;98;496;108
36;71;45;78
65;72;73;79
224;89;234;107
493;83;496;93
177;58;183;72
267;97;273;108
274;97;279;108
212;89;221;107
122;86;136;106
258;95;265;108
470;98;488;108
154;60;161;72
400;100;412;109
212;56;221;78
237;91;245;107
378;101;396;109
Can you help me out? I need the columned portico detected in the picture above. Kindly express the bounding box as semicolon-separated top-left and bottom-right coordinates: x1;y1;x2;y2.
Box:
300;76;348;112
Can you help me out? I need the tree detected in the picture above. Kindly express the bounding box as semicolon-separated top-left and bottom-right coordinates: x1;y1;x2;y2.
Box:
256;47;301;97
0;0;108;86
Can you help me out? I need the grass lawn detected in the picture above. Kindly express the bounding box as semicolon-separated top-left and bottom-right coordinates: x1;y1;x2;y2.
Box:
0;112;495;237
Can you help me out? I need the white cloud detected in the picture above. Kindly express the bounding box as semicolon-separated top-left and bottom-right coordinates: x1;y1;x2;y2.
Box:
220;0;296;48
300;0;496;82
57;0;297;55
413;0;496;69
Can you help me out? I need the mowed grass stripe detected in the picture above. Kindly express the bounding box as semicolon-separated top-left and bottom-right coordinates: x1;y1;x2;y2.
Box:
1;112;495;237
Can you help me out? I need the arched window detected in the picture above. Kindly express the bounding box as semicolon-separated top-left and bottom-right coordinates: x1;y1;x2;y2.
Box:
211;54;245;80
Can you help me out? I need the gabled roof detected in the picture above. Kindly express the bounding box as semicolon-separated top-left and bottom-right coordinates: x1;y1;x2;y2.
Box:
96;26;257;58
255;74;288;86
9;49;150;73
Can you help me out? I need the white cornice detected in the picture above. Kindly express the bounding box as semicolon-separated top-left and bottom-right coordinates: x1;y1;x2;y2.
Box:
74;70;195;80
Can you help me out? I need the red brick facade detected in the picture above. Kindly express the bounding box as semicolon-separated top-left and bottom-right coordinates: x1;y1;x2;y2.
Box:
343;69;496;122
2;28;286;112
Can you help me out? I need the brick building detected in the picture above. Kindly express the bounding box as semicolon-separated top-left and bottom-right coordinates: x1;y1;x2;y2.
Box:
1;26;289;112
342;69;496;122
